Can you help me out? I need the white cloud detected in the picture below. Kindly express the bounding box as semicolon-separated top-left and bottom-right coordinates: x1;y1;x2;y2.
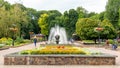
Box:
4;0;108;13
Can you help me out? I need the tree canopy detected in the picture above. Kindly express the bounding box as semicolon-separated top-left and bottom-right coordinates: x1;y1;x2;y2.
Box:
0;0;119;40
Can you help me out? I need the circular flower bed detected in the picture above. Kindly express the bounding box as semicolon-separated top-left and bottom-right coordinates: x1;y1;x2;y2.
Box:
19;45;101;55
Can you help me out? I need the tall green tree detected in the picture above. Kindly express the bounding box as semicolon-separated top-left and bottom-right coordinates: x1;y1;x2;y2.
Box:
0;0;12;38
27;8;40;34
38;13;49;36
47;10;62;30
100;19;116;39
99;12;105;21
10;3;29;37
105;0;120;28
63;9;79;38
76;7;88;18
76;18;116;42
0;6;11;37
76;18;98;41
87;12;96;18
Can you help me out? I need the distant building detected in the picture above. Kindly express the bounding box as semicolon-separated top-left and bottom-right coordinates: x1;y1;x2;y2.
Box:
31;34;45;41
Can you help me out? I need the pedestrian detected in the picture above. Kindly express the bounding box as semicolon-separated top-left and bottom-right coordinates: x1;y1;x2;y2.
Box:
33;36;37;47
112;39;118;50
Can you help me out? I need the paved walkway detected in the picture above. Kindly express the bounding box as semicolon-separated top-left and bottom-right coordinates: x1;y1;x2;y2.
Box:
0;42;120;68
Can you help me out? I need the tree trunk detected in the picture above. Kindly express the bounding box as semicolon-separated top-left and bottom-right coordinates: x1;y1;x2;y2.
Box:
94;39;97;44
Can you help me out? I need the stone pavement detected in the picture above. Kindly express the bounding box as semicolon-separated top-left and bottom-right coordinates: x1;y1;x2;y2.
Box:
0;42;120;68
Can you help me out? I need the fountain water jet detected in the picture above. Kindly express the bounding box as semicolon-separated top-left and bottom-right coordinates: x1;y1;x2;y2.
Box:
48;25;68;44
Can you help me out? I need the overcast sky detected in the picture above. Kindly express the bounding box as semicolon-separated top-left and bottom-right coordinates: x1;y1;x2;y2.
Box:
4;0;108;13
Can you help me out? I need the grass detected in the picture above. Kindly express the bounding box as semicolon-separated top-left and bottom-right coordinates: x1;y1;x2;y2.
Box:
82;40;95;43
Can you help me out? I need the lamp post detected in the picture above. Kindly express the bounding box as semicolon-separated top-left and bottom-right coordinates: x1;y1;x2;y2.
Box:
95;27;103;44
29;31;34;40
10;24;18;46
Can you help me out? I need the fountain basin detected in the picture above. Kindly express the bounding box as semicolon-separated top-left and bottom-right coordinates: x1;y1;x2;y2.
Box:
4;53;116;65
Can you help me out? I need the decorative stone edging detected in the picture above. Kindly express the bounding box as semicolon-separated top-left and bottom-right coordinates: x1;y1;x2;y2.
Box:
4;54;116;65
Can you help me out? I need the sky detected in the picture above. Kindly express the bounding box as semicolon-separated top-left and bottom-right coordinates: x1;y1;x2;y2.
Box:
4;0;108;13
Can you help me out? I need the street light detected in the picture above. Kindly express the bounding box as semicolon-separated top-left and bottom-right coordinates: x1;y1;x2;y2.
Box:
95;27;103;44
10;24;18;46
29;31;34;40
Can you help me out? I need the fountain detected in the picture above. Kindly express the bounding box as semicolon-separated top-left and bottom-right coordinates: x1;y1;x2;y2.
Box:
48;25;68;44
55;34;60;44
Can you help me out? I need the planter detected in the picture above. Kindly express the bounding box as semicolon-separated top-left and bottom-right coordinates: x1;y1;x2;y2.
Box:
4;53;116;65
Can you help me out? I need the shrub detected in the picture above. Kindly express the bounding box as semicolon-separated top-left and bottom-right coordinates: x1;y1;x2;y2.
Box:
0;37;12;45
108;39;114;44
15;37;24;43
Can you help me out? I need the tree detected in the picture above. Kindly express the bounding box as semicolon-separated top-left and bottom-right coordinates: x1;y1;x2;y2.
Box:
105;0;120;28
87;12;96;18
76;18;116;43
47;10;62;30
10;3;29;37
89;14;99;20
0;6;11;38
0;0;12;38
63;9;79;38
99;12;105;21
38;13;49;36
27;8;40;34
100;19;116;39
76;18;98;41
118;8;120;28
76;7;88;18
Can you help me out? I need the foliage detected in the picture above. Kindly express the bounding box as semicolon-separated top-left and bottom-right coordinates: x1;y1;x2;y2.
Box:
100;19;117;39
15;36;24;43
0;37;31;47
76;18;98;40
0;0;119;41
99;12;105;21
0;46;3;48
0;1;30;38
27;8;40;35
105;0;120;28
38;13;49;36
63;9;79;38
108;39;114;44
90;14;99;20
47;10;62;30
76;7;88;18
0;37;12;45
76;18;116;40
14;40;30;46
0;5;11;37
87;12;97;18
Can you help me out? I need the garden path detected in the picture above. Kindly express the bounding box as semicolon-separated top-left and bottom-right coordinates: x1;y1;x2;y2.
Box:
0;42;120;68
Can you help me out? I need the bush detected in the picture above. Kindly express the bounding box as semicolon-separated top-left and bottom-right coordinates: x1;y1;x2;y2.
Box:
108;39;114;44
0;44;5;48
15;37;24;43
0;37;12;45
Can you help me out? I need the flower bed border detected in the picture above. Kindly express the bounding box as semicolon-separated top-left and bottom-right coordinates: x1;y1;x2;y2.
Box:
4;53;117;65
